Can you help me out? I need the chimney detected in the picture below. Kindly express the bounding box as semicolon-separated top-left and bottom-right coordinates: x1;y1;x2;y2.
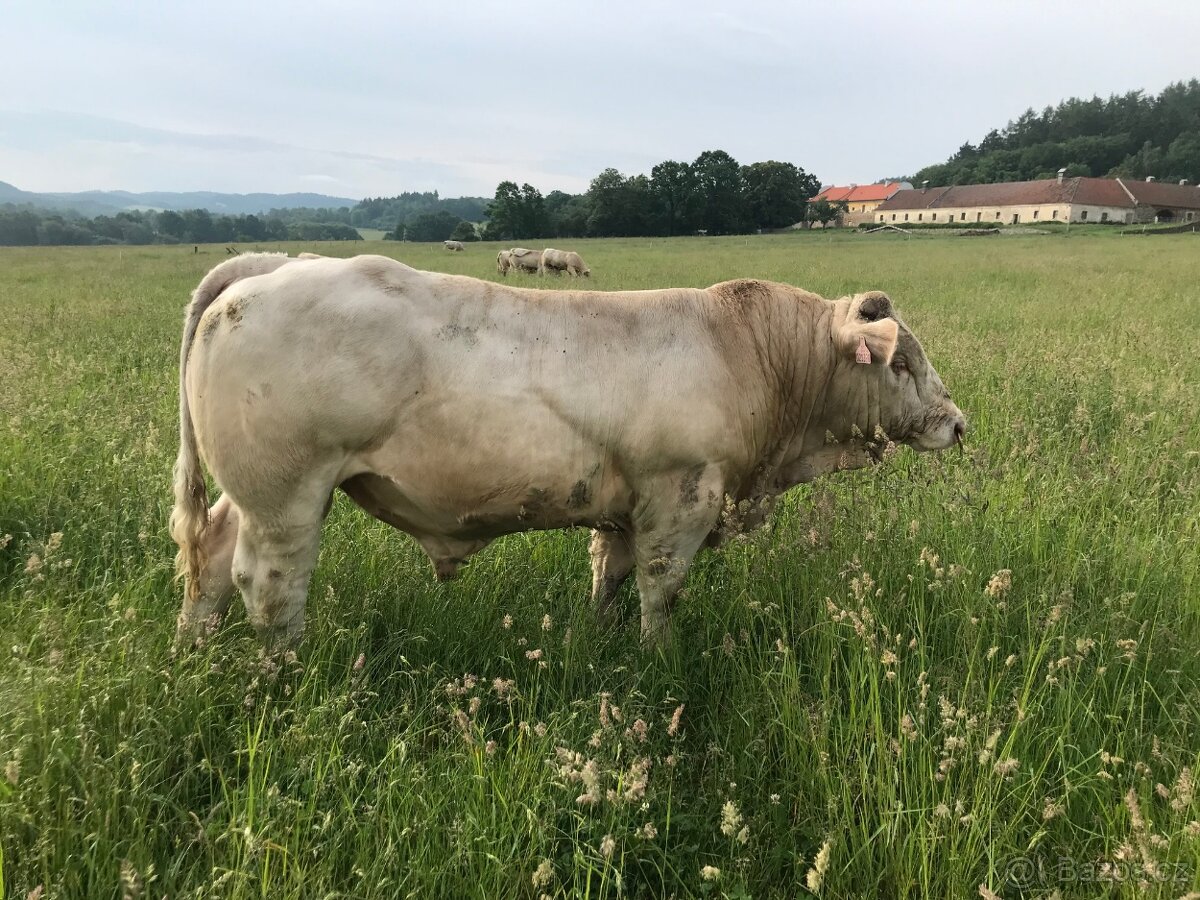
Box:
921;180;929;193
1145;176;1155;183
1056;167;1067;184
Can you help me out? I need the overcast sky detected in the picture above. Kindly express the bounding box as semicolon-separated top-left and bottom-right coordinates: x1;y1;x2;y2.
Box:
3;0;1198;200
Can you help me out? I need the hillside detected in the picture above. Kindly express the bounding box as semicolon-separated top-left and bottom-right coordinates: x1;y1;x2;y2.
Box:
0;182;358;216
908;79;1200;187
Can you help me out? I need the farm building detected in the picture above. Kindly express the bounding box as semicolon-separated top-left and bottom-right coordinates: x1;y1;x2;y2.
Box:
809;182;911;226
872;174;1200;226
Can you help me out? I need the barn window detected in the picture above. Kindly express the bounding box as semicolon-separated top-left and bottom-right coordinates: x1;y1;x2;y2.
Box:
961;212;966;221
932;213;937;221
1033;210;1039;219
904;213;909;221
892;214;896;221
918;213;923;221
879;214;884;222
995;211;1001;219
1188;211;1195;222
976;212;982;222
1100;211;1109;223
1081;210;1088;221
1052;209;1058;219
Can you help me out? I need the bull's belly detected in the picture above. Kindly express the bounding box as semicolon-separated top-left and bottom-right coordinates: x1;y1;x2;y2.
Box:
340;458;633;543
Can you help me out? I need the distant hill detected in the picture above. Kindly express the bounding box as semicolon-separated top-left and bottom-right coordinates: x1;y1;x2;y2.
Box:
0;181;358;216
903;79;1200;187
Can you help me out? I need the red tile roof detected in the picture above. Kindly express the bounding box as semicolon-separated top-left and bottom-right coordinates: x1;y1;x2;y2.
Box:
1119;178;1200;210
812;182;905;203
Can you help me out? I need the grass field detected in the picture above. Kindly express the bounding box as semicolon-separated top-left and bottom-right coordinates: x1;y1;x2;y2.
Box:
1;233;1198;899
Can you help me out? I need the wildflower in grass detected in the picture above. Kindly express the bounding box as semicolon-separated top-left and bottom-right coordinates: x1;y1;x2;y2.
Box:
1185;822;1200;838
0;534;10;549
46;532;63;554
993;758;1019;779
806;838;832;892
491;678;516;700
1170;768;1194;812
1043;798;1065;820
502;614;513;629
978;884;1001;900
1004;654;1017;667
770;793;781;805
610;704;623;724
978;729;1002;764
541;613;552;631
934;803;950;819
908;519;920;538
901;713;918;742
984;570;1012;600
986;646;999;661
353;653;365;672
485;740;497;756
880;649;898;667
600;834;615;858
722;633;735;656
468;696;481;716
588;730;602;748
24;553;43;576
700;866;721;881
720;800;743;837
626;719;649;743
667;704;684;737
640;822;658;839
531;859;553;889
623;757;650;803
525;648;543;661
5;760;18;785
599;693;612;728
119;859;142;900
1116;638;1138;661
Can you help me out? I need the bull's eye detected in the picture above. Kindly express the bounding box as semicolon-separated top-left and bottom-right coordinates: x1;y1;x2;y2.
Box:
890;358;908;376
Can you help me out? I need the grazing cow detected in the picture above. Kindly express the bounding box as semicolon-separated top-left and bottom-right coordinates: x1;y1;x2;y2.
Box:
496;249;514;275
444;240;465;252
172;254;966;648
508;247;542;273
540;247;590;277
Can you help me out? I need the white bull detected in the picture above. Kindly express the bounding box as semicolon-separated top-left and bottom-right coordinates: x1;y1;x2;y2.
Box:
172;254;965;647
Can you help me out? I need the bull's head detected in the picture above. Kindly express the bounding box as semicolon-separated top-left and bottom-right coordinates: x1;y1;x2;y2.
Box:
830;291;966;452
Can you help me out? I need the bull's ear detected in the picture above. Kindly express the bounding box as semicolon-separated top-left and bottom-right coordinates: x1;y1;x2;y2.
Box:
834;293;898;366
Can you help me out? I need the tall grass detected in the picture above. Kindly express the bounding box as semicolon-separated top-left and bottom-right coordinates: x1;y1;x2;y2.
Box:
1;234;1197;898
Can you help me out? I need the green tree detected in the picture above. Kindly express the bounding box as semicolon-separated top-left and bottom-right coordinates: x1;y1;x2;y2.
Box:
650;160;699;236
742;160;820;230
692;150;747;234
405;210;463;242
807;199;847;228
449;220;479;242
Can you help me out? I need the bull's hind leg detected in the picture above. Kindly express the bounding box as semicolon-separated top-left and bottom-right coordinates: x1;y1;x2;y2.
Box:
588;529;635;624
230;481;332;648
175;493;241;645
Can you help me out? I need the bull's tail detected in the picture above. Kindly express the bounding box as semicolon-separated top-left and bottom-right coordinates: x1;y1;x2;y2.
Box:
170;253;293;598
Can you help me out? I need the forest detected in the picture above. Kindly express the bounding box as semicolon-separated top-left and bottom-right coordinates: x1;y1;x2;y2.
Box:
908;79;1200;186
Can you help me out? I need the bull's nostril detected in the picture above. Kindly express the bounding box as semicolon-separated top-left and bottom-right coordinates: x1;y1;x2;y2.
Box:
953;420;966;442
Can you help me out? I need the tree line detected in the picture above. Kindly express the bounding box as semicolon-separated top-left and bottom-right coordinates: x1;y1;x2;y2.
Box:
0;206;362;247
908;79;1200;187
472;151;821;242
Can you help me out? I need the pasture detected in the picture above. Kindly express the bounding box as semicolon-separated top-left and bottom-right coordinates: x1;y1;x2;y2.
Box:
0;233;1198;899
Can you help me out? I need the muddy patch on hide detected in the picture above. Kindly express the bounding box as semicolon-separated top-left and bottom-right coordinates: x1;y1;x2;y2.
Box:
518;488;551;522
678;464;705;507
435;323;479;348
567;479;591;509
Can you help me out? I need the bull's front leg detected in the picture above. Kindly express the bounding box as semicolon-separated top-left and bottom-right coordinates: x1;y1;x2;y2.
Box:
630;465;724;644
175;493;240;645
588;529;635;623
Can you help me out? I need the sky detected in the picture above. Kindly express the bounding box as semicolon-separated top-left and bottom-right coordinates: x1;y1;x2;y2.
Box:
3;0;1198;200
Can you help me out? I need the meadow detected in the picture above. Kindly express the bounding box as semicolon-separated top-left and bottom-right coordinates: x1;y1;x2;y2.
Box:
0;232;1197;899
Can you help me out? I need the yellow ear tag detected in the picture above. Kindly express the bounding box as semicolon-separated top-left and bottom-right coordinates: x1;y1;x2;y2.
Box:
856;336;872;365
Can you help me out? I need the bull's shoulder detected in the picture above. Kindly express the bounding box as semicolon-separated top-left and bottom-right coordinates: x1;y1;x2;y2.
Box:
707;279;826;317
